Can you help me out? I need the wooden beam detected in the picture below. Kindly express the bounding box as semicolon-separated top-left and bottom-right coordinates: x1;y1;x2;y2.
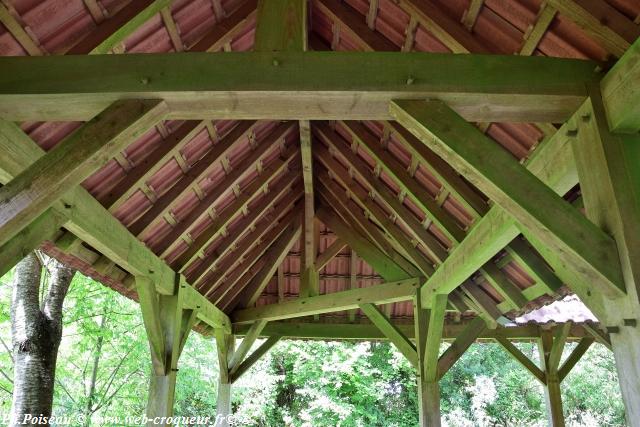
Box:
0;52;596;122
191;0;257;52
495;336;546;384
67;0;172;54
315;125;447;264
538;331;565;426
317;181;423;278
157;147;297;262
317;167;435;277
316;203;413;282
558;337;594;382
0;3;43;55
601;37;640;132
390;99;625;299
101;121;205;211
547;0;638;58
230;218;303;310
229;335;281;383
232;278;421;323
424;294;448;382
0;119;231;333
315;0;397;51
0;100;167;248
480;262;528;310
136;276;166;373
414;288;441;426
461;0;484;31
366;0;379;30
204;207;300;301
228;320;268;376
233;320;594;341
128;120;259;240
437;317;485;379
342;120;465;244
187;184;301;285
394;0;489;53
572;88;640;299
388;121;488;218
360;303;418;368
520;4;557;56
315;238;347;271
548;322;572;373
254;0;307;51
504;237;563;294
160;7;184;52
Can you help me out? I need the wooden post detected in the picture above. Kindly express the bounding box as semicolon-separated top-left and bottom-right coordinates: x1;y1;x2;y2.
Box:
571;84;640;425
414;290;444;426
215;331;235;427
538;328;568;427
137;276;198;425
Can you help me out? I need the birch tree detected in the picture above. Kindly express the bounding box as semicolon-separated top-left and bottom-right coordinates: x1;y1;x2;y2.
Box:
9;252;75;426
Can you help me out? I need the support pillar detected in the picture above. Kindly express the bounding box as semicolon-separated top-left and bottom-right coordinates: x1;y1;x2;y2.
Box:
414;290;446;426
215;331;235;427
137;276;198;426
570;83;640;425
611;327;640;424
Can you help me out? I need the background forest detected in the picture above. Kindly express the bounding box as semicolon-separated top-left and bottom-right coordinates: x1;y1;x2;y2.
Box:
0;270;626;426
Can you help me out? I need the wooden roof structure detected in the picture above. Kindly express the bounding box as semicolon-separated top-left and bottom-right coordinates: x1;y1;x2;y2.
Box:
0;0;639;425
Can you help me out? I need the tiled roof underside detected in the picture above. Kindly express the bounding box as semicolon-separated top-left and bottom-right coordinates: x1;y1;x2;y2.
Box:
1;0;637;323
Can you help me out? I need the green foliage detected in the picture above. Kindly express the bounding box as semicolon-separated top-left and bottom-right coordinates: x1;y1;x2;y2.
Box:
0;270;627;426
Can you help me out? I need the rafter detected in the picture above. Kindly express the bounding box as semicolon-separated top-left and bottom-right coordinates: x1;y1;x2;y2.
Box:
315;124;448;263
67;0;172;54
152;145;298;262
128;120;259;239
186;183;302;284
203;208;301;301
0;100;167;248
232;277;421;323
315;237;347;271
546;0;638;58
191;0;257;52
317;164;435;277
0;120;230;332
0;2;43;55
226;218;302;311
391;99;625;304
316;182;422;278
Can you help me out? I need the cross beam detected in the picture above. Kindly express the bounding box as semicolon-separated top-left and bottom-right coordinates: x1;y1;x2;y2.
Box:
0;52;596;122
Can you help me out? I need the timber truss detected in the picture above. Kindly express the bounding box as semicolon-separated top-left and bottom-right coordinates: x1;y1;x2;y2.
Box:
1;0;639;425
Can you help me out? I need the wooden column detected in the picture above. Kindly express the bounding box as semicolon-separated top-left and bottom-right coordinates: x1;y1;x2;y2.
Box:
137;276;198;425
215;331;235;426
571;83;640;424
414;290;446;426
538;327;569;427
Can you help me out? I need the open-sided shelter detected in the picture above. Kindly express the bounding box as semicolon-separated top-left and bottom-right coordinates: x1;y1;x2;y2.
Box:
0;0;639;425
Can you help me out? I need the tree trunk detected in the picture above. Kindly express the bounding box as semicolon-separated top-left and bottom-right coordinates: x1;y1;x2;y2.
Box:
84;311;107;427
9;252;75;427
